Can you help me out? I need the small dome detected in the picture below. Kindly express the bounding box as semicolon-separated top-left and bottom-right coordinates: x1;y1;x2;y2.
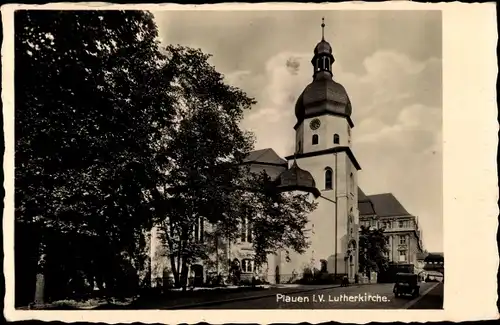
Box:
295;74;352;122
274;160;321;198
314;40;332;55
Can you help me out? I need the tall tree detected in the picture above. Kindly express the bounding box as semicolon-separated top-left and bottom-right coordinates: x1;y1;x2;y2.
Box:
358;225;390;277
15;10;173;303
151;45;255;289
151;46;317;289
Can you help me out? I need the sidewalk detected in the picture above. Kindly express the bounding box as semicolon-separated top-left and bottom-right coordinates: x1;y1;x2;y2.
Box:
93;284;343;310
158;284;343;310
147;283;377;310
26;283;375;310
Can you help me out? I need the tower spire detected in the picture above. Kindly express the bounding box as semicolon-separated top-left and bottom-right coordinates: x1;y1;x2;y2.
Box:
321;17;325;40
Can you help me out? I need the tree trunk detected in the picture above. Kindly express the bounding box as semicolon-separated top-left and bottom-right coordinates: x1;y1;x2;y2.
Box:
180;260;189;291
33;241;47;305
169;253;180;287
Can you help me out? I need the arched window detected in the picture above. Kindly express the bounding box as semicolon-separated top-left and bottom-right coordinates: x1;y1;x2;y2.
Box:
325;168;333;190
315;59;320;72
333;134;340;144
325;58;330;71
312;134;319;145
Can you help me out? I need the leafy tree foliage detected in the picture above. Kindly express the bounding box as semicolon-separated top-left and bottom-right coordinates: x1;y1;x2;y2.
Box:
237;172;318;267
15;9;317;301
15;10;172;303
358;225;390;276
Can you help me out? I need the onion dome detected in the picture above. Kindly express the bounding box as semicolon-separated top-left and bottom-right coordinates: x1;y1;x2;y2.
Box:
294;18;352;126
274;159;321;198
314;39;332;55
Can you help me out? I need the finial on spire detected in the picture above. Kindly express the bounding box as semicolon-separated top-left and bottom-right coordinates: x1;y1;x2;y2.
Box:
321;17;325;40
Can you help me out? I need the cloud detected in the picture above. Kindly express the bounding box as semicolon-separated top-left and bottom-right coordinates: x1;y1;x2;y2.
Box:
233;49;442;251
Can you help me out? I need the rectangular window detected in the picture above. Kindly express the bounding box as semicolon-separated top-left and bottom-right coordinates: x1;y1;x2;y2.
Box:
399;250;407;262
241;259;254;273
200;217;204;243
399;235;406;245
194;217;204;243
241;217;252;243
241;217;247;242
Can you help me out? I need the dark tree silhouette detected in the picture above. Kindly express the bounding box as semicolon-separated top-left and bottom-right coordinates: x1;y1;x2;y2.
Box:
358;225;390;277
15;10;172;304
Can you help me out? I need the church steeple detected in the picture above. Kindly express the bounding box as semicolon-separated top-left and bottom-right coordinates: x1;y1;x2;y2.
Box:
312;18;335;78
294;18;353;130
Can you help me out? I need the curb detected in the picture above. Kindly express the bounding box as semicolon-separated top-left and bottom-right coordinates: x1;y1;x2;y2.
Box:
166;283;375;309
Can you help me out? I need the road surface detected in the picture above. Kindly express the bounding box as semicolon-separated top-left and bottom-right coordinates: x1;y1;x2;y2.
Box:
198;282;442;309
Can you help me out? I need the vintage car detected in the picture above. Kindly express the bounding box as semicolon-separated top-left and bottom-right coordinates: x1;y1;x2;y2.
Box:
393;272;420;298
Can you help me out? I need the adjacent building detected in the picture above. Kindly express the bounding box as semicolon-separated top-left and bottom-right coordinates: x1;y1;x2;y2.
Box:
358;192;424;276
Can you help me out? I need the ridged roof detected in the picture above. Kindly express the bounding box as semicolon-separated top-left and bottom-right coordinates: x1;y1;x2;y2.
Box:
367;193;411;217
358;187;376;216
243;148;287;166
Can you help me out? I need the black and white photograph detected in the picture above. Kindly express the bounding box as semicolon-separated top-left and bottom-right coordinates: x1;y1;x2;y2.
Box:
2;2;497;323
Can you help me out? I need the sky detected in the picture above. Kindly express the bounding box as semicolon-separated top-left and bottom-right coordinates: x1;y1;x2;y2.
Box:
153;10;443;252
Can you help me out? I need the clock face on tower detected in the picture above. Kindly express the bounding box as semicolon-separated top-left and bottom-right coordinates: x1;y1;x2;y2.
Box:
309;118;321;130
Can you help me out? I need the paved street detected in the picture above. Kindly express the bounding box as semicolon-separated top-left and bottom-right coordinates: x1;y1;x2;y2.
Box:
197;282;442;309
408;282;443;309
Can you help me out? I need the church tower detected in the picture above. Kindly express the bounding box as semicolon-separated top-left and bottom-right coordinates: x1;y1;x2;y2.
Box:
285;19;362;282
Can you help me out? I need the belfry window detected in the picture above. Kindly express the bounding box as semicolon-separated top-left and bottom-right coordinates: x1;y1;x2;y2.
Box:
312;134;319;145
325;168;333;190
333;134;340;144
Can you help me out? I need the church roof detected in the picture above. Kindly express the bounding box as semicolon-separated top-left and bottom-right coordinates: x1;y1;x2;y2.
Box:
243;148;287;166
295;77;352;121
367;193;411;217
314;39;332;55
274;160;321;198
358;187;376;216
294;19;352;128
358;187;370;202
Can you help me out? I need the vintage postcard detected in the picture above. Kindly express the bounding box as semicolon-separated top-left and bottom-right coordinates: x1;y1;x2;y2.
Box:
2;2;498;324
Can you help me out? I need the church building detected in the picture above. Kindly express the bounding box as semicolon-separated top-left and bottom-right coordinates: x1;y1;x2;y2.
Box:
262;19;362;283
150;20;364;286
